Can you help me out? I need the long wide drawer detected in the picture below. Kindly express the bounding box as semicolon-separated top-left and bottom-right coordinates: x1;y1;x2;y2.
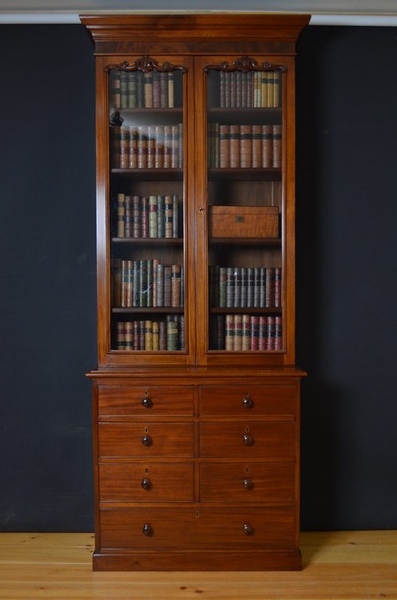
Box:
99;462;195;502
200;462;295;502
100;506;296;550
199;421;295;459
199;384;296;416
98;385;194;416
99;423;194;457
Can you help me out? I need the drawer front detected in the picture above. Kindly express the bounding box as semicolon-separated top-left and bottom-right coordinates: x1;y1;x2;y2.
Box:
99;462;194;502
98;385;194;416
99;423;194;458
199;384;296;416
200;462;295;502
199;421;295;459
100;507;296;550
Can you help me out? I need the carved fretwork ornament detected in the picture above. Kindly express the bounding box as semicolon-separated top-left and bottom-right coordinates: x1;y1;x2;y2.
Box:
104;56;187;74
203;56;287;74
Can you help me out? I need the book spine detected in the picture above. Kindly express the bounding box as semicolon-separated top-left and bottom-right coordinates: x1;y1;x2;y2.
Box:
155;125;164;168
171;124;179;169
129;126;138;169
152;71;160;108
147;125;155;169
115;321;125;350
273;124;282;168
119;126;129;169
262;125;273;168
172;195;179;238
148;195;158;238
152;320;159;351
138;126;148;169
159;72;168;108
111;70;121;109
132;195;141;238
171;264;182;308
116;193;125;238
252;124;262;168
157;195;165;238
163;125;172;168
250;315;259;350
219;124;230;168
145;320;153;350
127;71;137;109
141;196;149;238
164;266;172;306
166;317;178;350
164;195;173;238
124;195;132;238
229;124;240;168
234;314;242;350
225;314;234;351
242;314;250;351
156;263;164;307
258;315;267;351
144;71;153;108
240;124;252;168
168;72;174;108
275;315;282;351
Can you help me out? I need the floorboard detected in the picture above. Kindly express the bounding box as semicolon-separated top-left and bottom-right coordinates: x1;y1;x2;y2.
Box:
0;531;395;599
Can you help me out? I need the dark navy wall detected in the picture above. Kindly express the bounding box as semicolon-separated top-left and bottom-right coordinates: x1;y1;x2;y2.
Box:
296;26;397;529
0;23;396;532
0;25;96;531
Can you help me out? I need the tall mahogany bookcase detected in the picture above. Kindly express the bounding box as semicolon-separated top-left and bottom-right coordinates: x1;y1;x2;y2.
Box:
82;13;310;571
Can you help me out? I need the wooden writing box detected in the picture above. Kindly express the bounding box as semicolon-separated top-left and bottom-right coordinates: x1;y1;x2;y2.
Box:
209;205;279;238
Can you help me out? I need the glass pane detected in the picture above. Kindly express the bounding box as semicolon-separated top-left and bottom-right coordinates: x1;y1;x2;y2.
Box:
206;63;283;352
108;63;185;352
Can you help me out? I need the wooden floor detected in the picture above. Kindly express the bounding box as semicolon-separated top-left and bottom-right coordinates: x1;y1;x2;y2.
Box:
0;531;396;599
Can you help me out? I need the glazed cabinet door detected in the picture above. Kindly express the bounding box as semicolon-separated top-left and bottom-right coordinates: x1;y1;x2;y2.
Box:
95;54;196;368
194;54;297;367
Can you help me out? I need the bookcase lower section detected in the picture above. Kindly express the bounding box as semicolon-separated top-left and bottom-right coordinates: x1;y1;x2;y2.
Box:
89;367;304;572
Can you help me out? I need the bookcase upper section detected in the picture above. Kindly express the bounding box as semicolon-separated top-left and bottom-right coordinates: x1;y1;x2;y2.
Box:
82;13;309;369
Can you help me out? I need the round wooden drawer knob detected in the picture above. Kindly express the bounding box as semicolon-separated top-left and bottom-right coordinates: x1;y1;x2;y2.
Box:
243;478;254;490
141;435;153;447
243;433;254;446
243;397;253;408
243;523;254;536
142;523;153;536
142;397;153;408
141;478;152;490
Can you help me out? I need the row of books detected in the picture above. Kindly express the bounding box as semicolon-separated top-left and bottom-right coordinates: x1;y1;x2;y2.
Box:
209;266;281;309
111;69;178;109
208;123;281;169
214;314;282;351
217;70;281;109
114;316;185;351
115;193;181;239
111;124;183;170
113;259;184;308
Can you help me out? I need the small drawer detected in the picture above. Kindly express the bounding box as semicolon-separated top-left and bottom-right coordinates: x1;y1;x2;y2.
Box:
200;462;295;502
98;422;194;458
199;421;295;459
100;506;296;550
98;385;194;416
99;462;194;502
199;384;296;416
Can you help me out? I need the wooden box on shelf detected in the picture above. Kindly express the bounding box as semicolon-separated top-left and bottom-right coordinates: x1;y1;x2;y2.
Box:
209;205;279;238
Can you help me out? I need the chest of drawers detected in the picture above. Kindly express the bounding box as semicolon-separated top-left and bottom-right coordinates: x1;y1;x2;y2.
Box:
90;370;303;570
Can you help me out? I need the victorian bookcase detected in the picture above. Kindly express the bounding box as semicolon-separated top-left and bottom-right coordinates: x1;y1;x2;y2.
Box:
82;13;310;571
